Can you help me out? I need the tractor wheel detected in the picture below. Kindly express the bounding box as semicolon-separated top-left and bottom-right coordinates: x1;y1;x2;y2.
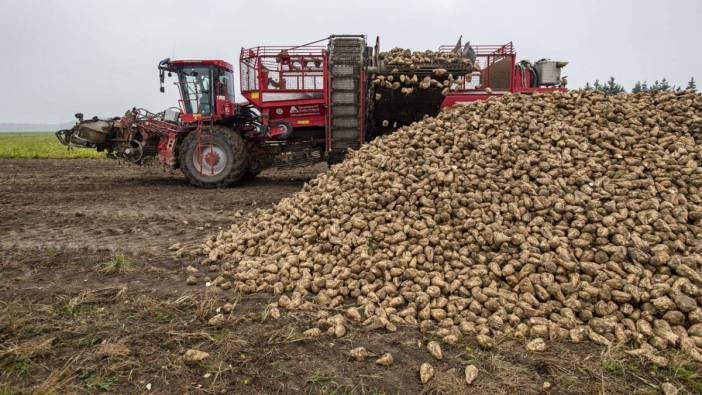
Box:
178;126;249;188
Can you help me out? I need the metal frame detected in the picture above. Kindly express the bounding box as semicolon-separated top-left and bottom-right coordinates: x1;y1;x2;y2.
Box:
239;45;329;130
324;34;368;156
324;57;332;153
440;42;566;107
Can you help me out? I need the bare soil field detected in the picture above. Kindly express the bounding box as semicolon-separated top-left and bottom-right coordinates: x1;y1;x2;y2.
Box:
0;159;699;394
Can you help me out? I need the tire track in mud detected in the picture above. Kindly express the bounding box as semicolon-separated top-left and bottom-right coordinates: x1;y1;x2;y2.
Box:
0;159;324;256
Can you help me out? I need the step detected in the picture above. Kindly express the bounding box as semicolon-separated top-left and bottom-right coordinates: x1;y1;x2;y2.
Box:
332;46;363;52
331;129;361;139
333;56;363;63
332;48;363;55
332;65;356;76
332;79;357;90
332;117;359;128
332;92;357;104
332;106;358;116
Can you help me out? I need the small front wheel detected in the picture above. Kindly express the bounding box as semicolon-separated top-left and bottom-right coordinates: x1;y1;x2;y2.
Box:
178;126;249;188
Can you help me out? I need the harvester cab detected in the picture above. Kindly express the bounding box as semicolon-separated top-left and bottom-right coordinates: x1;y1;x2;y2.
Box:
158;58;238;123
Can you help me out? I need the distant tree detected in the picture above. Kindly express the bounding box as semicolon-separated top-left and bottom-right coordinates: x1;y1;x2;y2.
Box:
687;77;697;91
650;78;672;92
585;78;695;94
599;77;626;95
632;81;650;93
605;77;625;94
632;81;643;93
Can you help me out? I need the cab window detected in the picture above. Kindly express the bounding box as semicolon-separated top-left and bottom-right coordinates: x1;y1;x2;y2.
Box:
178;66;212;115
216;69;236;102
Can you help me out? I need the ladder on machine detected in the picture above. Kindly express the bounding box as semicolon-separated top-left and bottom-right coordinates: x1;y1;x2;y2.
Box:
326;35;367;164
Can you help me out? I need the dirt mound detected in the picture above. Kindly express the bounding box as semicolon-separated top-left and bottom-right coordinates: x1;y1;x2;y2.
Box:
202;90;702;363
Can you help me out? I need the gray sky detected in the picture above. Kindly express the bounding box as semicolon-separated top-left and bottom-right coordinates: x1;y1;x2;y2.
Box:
1;0;700;124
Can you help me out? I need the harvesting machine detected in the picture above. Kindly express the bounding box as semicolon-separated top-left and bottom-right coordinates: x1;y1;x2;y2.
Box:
56;35;567;188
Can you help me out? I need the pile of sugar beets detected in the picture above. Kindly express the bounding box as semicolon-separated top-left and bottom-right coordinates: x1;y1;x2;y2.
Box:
372;47;478;97
201;90;702;368
380;47;472;67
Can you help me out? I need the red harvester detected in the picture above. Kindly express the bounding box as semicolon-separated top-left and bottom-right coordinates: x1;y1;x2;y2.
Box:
57;35;567;188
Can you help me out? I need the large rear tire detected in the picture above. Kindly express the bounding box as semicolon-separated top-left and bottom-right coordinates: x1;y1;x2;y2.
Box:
179;126;249;188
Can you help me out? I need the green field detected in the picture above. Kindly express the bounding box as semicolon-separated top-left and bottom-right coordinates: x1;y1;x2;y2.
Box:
0;132;105;159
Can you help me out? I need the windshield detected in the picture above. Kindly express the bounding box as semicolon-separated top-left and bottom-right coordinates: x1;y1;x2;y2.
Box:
178;66;212;115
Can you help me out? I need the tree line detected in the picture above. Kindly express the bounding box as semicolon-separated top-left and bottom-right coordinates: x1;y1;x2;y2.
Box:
581;77;696;95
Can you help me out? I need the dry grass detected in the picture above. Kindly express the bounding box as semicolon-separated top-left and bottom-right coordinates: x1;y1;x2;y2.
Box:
601;344;702;394
0;337;55;361
0;384;17;395
32;353;82;395
95;342;131;359
195;289;224;321
66;286;126;314
98;253;136;274
418;368;465;395
1;284;701;394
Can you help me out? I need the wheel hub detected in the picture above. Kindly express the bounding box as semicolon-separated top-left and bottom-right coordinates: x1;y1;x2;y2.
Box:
194;143;227;176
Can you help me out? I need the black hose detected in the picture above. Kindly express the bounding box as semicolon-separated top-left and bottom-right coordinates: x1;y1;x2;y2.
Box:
529;66;538;87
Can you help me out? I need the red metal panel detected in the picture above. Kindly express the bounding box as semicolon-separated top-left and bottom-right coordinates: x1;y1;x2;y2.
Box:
440;92;504;108
517;87;568;94
439;41;566;97
239;44;329;130
169;59;233;71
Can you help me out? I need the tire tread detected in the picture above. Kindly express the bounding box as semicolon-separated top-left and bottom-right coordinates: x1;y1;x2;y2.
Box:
178;125;249;188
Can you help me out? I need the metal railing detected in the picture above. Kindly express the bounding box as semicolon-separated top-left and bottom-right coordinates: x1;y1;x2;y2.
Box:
434;42;516;91
240;46;328;94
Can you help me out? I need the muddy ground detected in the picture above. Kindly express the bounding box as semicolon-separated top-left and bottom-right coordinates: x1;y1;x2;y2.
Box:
0;159;700;394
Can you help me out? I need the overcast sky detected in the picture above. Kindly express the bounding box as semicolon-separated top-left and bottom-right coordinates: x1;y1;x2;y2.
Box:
1;0;700;124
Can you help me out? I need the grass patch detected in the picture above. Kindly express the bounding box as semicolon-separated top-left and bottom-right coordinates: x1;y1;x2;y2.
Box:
0;358;31;378
64;286;127;316
0;383;17;395
33;353;82;394
428;334;451;348
0;132;104;159
303;374;389;395
79;367;117;391
99;254;136;274
600;346;702;394
651;362;702;393
306;369;335;385
210;328;237;342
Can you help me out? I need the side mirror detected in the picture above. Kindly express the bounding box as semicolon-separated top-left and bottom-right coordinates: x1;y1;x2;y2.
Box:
160;86;165;93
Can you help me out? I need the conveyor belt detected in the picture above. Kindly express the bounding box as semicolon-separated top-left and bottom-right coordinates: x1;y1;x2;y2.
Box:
327;36;366;163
